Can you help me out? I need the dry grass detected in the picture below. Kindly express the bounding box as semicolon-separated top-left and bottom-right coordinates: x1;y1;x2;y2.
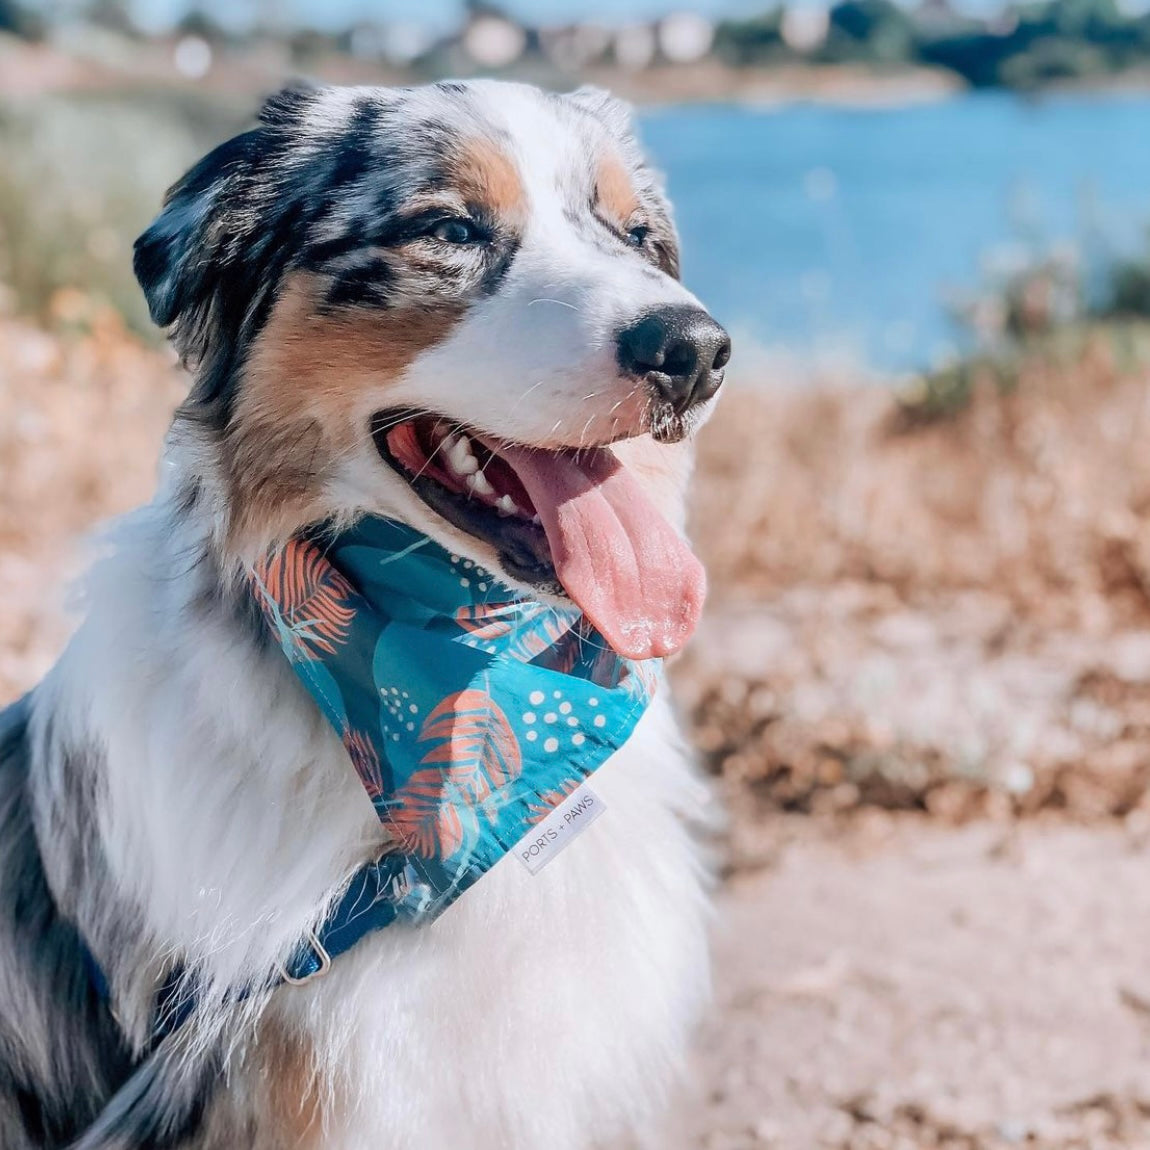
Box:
679;323;1150;826
0;91;243;332
0;295;180;694
694;326;1150;621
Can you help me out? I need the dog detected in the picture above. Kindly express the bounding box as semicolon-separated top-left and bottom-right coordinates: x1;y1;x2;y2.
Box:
0;79;729;1149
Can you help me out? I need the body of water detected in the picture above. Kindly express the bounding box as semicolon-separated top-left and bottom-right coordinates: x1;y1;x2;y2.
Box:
642;91;1150;374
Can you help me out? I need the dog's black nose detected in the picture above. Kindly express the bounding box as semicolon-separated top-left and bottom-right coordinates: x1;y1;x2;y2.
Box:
617;306;731;414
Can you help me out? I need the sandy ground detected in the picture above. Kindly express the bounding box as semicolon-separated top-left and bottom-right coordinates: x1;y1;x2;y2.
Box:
650;814;1150;1150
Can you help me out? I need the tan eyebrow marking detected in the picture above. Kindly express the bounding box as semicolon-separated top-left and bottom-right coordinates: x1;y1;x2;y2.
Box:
223;272;465;553
452;136;527;225
595;150;640;227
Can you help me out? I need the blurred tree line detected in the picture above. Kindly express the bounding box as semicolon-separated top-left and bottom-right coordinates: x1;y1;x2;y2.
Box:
717;0;1150;88
3;0;1150;94
0;0;41;38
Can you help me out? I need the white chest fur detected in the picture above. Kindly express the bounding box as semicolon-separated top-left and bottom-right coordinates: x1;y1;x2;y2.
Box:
261;698;712;1150
38;504;712;1150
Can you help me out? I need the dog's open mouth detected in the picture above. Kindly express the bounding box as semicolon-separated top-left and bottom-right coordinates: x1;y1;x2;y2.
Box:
371;410;706;660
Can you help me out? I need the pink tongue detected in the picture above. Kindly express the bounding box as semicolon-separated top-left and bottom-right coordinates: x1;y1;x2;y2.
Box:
496;444;706;661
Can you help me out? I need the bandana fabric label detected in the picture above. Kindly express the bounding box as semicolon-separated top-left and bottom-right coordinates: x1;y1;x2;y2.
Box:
250;517;657;925
513;782;605;875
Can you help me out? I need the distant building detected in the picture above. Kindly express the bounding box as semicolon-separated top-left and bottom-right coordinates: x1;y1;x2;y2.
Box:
658;12;715;63
463;12;526;68
349;22;437;66
780;5;830;51
613;23;657;70
539;23;613;71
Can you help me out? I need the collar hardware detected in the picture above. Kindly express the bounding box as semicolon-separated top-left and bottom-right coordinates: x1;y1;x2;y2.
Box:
277;930;332;986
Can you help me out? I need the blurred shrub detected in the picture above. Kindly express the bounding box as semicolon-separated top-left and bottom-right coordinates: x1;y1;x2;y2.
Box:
1109;262;1150;318
0;92;242;335
721;0;1150;87
894;357;1012;426
0;0;41;39
822;0;918;63
713;13;791;66
896;239;1150;426
923;0;1150;87
1100;239;1150;320
998;36;1111;86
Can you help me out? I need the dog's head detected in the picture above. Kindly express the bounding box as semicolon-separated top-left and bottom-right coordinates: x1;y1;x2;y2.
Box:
135;80;729;659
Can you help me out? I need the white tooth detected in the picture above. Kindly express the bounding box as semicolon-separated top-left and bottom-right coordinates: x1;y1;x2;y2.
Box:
467;471;495;497
531;514;542;526
496;494;519;516
446;435;479;476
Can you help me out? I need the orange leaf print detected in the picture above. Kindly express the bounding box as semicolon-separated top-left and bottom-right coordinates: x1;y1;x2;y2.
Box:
454;601;574;664
453;601;518;642
417;687;523;804
251;539;356;658
384;767;466;858
342;728;384;802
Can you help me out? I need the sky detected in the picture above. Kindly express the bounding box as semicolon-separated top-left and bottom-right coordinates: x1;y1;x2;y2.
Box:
32;0;1023;36
116;0;827;35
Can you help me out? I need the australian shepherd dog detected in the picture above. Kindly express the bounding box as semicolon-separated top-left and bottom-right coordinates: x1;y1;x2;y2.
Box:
0;80;729;1149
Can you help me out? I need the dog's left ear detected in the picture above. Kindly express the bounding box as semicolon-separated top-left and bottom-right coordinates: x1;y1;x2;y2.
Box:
564;85;636;138
134;84;324;420
133;130;261;340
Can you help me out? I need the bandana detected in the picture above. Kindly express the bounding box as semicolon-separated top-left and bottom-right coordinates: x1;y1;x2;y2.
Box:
250;516;657;926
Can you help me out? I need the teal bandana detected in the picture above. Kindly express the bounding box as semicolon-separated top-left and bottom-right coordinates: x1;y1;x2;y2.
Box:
250;516;657;925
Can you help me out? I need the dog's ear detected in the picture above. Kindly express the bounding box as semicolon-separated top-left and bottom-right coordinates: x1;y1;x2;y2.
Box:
133;84;324;415
135;83;324;349
133;130;261;336
565;85;636;138
256;80;321;131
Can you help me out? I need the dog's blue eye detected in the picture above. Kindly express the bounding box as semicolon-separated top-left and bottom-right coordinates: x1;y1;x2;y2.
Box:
431;218;480;245
626;225;650;248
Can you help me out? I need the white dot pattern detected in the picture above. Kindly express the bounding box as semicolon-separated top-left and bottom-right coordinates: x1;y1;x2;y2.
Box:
380;685;422;740
515;686;607;756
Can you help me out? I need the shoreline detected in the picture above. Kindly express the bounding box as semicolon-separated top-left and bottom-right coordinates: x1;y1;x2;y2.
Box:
8;30;1150;111
584;59;964;110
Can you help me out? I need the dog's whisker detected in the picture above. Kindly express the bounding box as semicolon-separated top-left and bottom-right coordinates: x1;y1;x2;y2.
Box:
507;377;550;420
408;420;469;488
527;297;579;312
578;412;597;451
370;411;431;439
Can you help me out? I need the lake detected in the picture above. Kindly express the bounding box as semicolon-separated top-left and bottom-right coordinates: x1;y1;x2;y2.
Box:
642;91;1150;375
